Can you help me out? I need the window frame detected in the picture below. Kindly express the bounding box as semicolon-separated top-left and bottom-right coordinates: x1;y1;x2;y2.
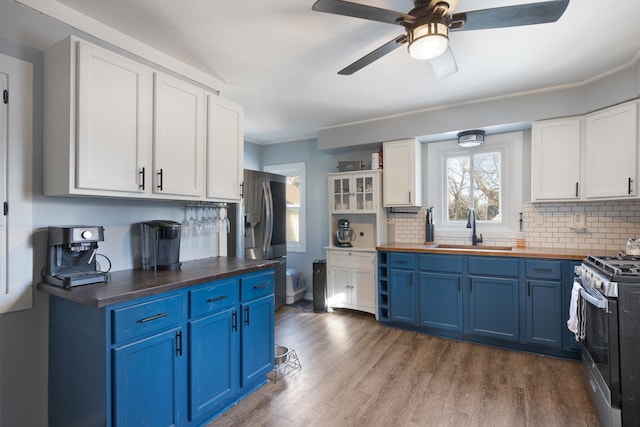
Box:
427;131;524;240
264;162;307;253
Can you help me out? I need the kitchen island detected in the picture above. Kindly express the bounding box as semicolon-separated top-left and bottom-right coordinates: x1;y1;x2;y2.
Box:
39;257;277;427
376;244;594;360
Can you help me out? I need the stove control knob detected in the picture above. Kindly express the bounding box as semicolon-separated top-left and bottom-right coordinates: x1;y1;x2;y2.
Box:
81;230;93;240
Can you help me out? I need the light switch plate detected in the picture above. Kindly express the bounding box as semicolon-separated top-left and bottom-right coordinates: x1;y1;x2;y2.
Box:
571;213;587;229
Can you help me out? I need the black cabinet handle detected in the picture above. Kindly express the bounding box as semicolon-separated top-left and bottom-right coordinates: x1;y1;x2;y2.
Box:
575;182;579;197
469;279;472;292
533;268;553;273
528;281;531;297
176;331;183;356
139;167;145;190
244;306;250;326
253;283;269;289
207;295;228;303
138;312;168;323
157;169;164;191
232;311;238;332
629;177;633;195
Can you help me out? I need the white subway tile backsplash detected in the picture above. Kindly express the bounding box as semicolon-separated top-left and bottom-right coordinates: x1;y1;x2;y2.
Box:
390;200;640;251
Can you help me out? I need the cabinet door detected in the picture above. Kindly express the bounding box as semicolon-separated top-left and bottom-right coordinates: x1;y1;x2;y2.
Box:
113;327;183;427
329;175;352;212
531;118;581;200
383;139;421;207
353;174;376;212
389;268;416;324
352;266;376;310
419;272;463;331
154;73;204;197
585;102;638;199
241;294;274;389
76;41;152;193
526;279;562;348
188;308;239;421
328;265;350;305
206;94;243;201
468;276;519;342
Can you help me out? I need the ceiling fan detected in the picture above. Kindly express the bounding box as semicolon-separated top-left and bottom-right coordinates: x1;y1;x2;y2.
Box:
311;0;570;77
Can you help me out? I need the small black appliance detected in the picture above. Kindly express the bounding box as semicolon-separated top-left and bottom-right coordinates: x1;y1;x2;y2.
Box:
335;218;356;247
139;220;182;270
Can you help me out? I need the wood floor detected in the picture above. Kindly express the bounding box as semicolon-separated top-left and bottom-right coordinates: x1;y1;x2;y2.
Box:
209;303;601;427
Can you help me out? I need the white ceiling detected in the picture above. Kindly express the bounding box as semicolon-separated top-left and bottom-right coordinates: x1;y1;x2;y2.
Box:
5;0;640;144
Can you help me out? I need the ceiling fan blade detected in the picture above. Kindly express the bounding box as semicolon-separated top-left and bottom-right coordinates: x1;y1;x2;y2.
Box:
430;45;458;79
312;0;413;26
338;35;407;75
450;0;569;32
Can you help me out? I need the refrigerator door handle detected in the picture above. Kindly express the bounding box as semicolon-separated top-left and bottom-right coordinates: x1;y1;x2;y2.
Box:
262;180;274;256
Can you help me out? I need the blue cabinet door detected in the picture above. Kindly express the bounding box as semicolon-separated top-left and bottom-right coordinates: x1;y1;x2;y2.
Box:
188;307;239;421
389;268;416;324
241;294;275;389
419;272;463;331
112;327;183;427
469;276;520;342
526;279;562;348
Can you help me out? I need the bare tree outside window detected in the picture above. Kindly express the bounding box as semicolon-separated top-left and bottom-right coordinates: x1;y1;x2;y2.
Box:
447;151;501;222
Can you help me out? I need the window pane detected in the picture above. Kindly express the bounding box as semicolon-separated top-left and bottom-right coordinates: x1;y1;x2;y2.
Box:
472;152;501;222
286;175;300;242
447;156;470;221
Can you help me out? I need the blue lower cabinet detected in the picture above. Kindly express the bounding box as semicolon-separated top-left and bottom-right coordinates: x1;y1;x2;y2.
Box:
188;308;239;421
48;268;274;427
113;327;184;427
468;276;520;342
419;272;463;331
241;294;275;389
389;268;416;324
526;279;562;348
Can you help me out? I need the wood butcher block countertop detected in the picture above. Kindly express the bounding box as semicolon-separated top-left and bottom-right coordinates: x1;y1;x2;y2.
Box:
376;242;593;260
37;257;278;308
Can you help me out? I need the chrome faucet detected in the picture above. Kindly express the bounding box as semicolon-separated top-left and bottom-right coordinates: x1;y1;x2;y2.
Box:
466;208;483;246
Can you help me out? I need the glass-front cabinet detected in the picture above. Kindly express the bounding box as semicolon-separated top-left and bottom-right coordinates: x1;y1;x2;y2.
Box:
329;171;379;213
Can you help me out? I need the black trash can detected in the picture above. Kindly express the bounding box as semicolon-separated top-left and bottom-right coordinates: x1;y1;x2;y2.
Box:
313;260;327;313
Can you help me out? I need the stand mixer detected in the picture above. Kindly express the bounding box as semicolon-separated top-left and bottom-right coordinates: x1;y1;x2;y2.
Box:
335;219;356;247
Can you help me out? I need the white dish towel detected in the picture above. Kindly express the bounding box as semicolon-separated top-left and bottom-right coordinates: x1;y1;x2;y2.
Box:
567;281;585;342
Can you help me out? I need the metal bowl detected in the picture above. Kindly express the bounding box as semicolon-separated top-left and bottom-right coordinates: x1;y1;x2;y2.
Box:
274;345;289;366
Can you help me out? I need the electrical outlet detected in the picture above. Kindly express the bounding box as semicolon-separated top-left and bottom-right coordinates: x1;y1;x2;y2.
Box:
571;213;587;229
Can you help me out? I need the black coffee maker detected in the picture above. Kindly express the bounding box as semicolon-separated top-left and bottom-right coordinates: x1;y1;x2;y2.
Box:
45;225;109;287
139;220;182;270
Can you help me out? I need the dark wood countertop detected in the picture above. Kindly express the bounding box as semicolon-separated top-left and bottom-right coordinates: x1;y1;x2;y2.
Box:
376;243;594;260
37;257;278;308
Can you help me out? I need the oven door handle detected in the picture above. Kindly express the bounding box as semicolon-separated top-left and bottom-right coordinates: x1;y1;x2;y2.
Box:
580;287;608;310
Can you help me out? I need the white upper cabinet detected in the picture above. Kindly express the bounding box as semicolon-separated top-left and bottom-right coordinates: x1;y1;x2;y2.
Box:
44;36;242;202
328;171;380;213
75;41;152;194
153;73;204;197
383;138;422;207
584;102;638;199
531;118;581;201
531;100;639;202
206;94;244;201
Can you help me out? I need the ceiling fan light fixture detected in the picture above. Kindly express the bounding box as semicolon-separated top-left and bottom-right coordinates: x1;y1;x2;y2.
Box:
457;130;486;148
408;22;449;60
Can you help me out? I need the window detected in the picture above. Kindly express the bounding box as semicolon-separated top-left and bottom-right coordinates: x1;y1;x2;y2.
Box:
264;162;306;252
446;151;502;222
427;132;523;239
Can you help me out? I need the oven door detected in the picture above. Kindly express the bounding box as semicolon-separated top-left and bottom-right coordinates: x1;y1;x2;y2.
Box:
580;285;621;410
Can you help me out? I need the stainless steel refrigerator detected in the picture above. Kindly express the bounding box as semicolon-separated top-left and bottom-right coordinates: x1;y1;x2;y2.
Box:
230;169;287;309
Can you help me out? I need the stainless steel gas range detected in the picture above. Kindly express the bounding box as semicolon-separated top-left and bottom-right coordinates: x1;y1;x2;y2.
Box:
574;255;640;427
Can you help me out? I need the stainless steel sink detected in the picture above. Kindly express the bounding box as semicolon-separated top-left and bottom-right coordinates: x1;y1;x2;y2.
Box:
433;244;513;251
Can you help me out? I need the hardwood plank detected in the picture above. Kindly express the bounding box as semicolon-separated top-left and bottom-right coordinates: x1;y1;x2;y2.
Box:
209;305;601;427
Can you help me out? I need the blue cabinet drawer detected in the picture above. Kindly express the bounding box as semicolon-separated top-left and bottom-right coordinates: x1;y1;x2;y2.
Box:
190;278;239;318
389;253;415;269
525;260;561;280
419;254;463;273
469;257;518;277
111;293;185;344
241;270;274;302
